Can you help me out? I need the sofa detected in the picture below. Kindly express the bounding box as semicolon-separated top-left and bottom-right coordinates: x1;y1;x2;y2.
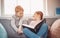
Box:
46;18;60;38
0;19;21;38
0;17;60;38
0;23;7;38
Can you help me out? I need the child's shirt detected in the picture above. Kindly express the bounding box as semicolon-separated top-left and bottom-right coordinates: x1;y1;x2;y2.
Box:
11;15;24;32
29;20;42;28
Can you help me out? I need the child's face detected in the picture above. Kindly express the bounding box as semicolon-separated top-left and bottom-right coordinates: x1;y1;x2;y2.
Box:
15;9;23;18
33;13;40;20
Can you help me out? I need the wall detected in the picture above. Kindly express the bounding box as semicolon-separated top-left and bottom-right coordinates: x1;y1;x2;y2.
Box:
47;0;60;18
58;0;60;7
0;0;60;18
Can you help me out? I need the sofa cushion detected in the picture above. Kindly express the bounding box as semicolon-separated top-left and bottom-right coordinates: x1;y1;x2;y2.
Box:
50;19;60;38
0;19;21;38
0;23;8;38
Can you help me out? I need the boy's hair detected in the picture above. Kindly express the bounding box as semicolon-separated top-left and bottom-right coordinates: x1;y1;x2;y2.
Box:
35;11;43;20
15;5;24;12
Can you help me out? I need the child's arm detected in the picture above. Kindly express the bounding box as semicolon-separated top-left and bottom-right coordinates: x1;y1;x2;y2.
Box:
11;18;18;32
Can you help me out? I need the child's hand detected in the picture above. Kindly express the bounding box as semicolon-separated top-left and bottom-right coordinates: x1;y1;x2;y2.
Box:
17;28;23;34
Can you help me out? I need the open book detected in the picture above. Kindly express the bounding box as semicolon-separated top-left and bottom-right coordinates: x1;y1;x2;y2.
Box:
22;20;42;29
22;24;36;29
22;21;43;33
22;19;45;33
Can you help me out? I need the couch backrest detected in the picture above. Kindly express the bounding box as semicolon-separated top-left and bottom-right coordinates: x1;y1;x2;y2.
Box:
46;18;59;26
0;19;19;37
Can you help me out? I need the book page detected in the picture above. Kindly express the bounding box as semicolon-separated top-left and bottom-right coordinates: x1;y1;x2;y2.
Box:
22;20;41;29
22;24;35;29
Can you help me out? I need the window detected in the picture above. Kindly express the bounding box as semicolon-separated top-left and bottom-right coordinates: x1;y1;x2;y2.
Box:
3;0;48;16
4;0;17;16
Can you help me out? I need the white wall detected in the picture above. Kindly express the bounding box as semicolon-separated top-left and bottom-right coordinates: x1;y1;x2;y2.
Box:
47;0;60;18
0;0;60;18
58;0;60;7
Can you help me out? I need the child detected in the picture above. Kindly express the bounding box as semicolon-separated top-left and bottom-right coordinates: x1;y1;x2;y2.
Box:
23;11;43;33
23;11;48;38
11;5;24;34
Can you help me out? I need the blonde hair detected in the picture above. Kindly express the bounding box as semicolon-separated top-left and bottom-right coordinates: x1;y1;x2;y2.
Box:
15;5;24;12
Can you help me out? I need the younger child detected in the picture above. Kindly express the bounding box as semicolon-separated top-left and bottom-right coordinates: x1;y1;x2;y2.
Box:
11;5;24;34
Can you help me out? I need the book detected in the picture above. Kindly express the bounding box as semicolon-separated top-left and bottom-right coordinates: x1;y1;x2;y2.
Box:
22;19;45;33
22;24;35;29
22;20;42;30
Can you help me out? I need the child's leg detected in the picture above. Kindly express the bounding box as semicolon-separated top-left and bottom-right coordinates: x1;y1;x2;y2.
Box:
37;23;48;38
23;28;40;38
